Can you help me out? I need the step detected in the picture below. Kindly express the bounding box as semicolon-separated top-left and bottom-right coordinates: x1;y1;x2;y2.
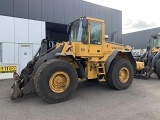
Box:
99;79;106;82
98;73;105;75
97;66;103;68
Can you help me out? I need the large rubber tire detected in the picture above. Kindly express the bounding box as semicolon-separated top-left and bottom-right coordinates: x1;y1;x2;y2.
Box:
106;59;134;90
34;59;78;103
156;59;160;79
154;66;156;73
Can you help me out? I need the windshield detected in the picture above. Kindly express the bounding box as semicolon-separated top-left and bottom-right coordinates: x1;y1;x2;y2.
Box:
69;20;87;43
151;36;160;48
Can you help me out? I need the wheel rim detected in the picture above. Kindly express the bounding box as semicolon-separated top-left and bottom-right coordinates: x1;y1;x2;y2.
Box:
49;72;70;93
119;67;129;83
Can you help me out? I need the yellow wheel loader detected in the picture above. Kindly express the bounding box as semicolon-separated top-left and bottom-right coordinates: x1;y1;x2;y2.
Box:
11;17;136;103
134;33;160;78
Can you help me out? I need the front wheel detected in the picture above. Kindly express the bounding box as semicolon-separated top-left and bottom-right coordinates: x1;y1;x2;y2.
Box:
106;59;134;90
34;59;78;103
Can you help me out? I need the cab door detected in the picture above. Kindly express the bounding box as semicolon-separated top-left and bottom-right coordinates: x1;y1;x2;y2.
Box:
89;21;103;56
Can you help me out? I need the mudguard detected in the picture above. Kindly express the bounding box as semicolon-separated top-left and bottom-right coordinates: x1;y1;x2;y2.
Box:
26;46;64;93
55;53;85;79
105;50;136;72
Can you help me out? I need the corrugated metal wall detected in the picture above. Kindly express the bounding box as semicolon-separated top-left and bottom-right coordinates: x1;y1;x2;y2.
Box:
122;27;160;49
0;0;122;43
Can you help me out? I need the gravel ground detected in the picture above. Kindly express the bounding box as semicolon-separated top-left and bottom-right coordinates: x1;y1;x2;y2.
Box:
0;75;160;120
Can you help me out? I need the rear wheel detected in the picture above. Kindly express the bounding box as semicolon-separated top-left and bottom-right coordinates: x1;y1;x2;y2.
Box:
106;59;134;90
34;59;78;103
156;59;160;79
154;66;156;73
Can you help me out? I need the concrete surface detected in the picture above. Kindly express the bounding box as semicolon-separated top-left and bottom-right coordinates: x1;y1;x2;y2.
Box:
1;75;160;120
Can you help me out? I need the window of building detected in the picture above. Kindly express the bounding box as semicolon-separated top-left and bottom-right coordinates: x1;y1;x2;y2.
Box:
0;43;2;62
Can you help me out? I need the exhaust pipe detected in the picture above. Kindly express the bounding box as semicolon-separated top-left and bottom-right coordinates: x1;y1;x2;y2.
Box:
111;30;117;42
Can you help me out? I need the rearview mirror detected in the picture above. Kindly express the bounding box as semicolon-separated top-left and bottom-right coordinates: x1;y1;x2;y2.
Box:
82;18;88;28
67;24;71;34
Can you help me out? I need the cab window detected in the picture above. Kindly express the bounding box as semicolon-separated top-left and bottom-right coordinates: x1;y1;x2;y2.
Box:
90;22;102;44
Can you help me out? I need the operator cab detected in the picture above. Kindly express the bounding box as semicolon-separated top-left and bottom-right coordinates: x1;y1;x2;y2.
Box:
67;17;104;56
67;17;103;45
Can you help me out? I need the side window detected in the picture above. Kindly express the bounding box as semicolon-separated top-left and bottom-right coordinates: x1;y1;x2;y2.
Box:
0;43;2;62
90;22;102;44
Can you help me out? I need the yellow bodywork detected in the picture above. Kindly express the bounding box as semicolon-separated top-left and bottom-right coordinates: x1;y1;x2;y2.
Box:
59;43;131;80
56;17;133;80
119;67;130;83
152;47;160;53
49;71;70;93
136;61;145;70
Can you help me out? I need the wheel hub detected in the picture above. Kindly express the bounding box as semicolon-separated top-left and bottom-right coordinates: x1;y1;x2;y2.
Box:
49;72;70;93
119;67;129;83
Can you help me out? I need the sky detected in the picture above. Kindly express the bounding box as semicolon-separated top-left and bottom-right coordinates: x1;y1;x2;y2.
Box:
83;0;160;34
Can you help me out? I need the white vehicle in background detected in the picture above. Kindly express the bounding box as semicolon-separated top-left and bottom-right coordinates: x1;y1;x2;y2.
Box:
132;48;146;57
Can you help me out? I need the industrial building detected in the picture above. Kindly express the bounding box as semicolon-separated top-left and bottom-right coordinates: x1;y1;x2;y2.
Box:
0;0;122;78
122;27;160;49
